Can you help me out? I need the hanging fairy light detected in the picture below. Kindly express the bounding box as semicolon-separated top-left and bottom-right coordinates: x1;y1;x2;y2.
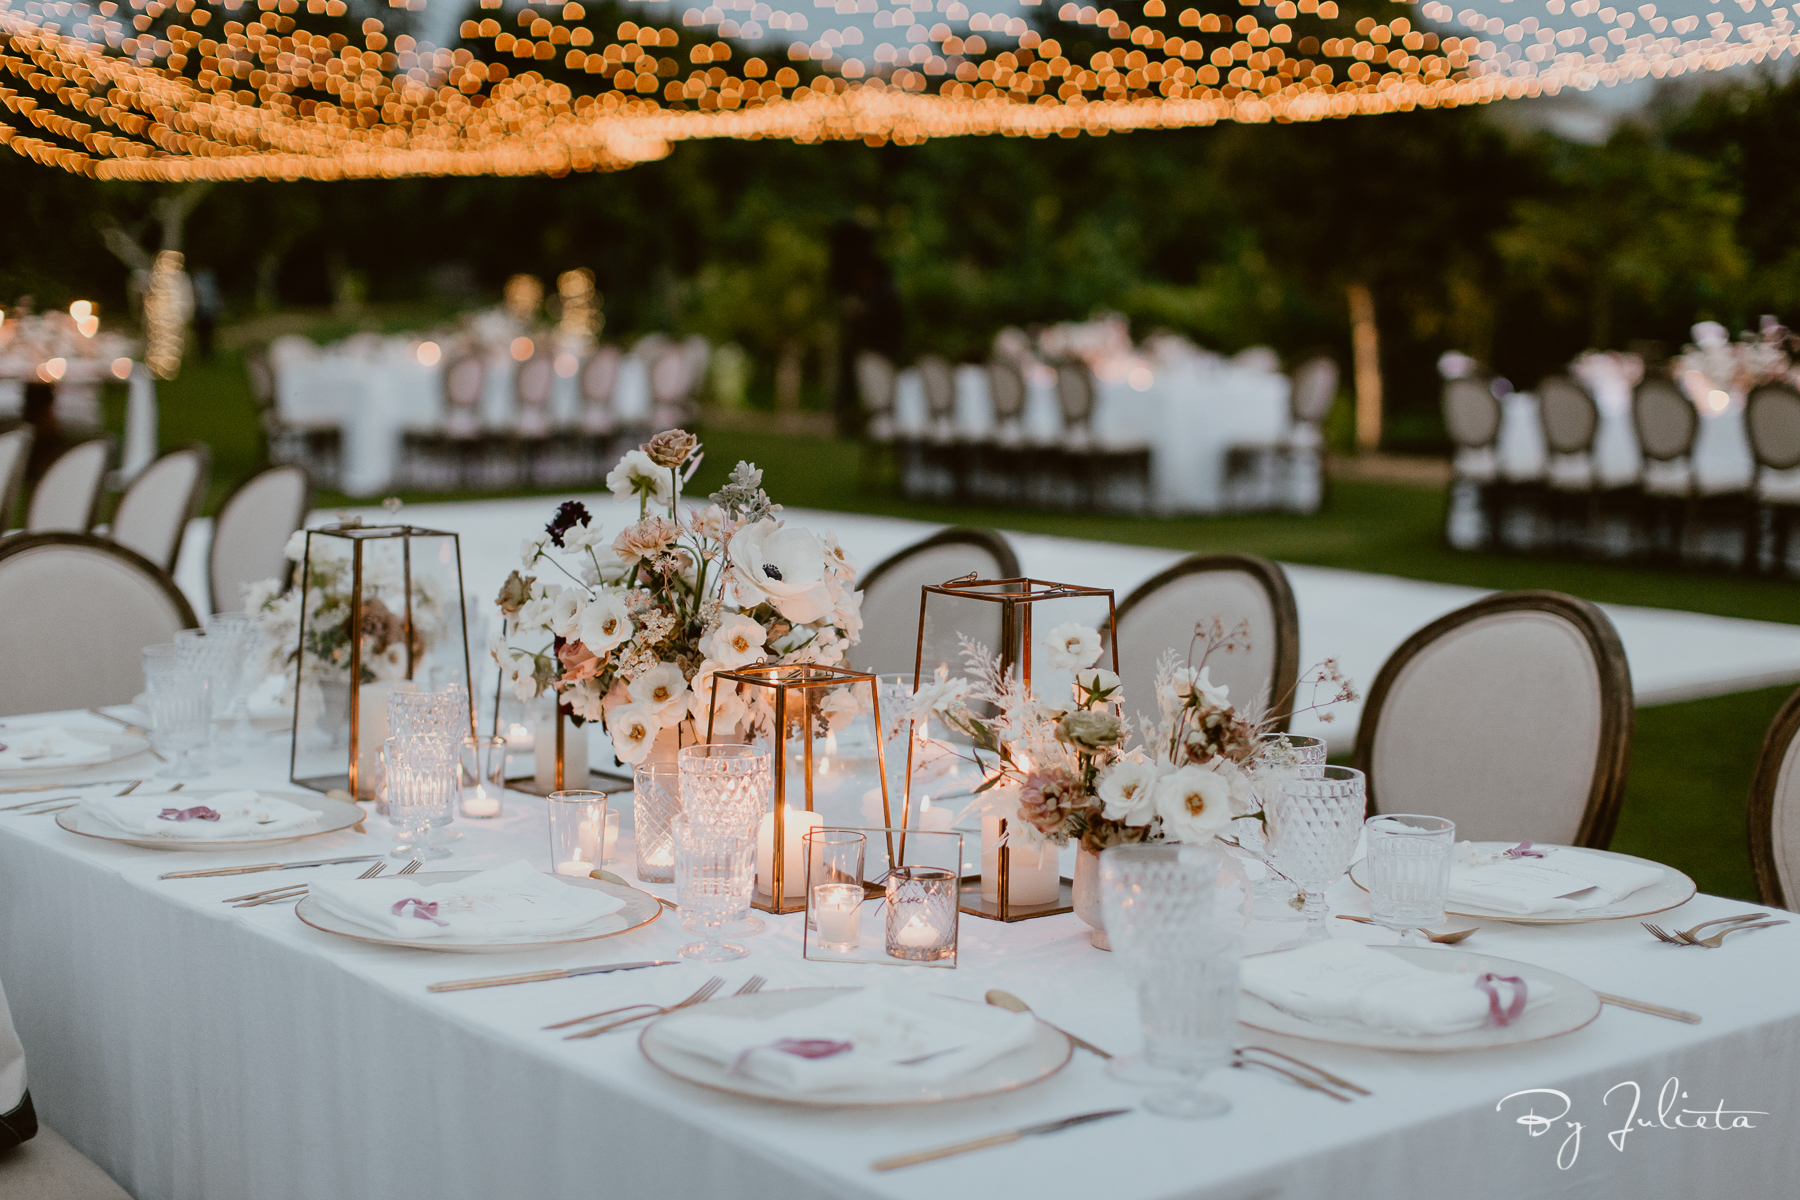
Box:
143;249;192;380
0;0;1793;181
556;267;598;344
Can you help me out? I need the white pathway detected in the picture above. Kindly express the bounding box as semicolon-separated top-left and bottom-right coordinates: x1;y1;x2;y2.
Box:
174;496;1800;752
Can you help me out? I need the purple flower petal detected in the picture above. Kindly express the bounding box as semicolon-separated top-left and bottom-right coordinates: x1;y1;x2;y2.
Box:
391;898;449;927
158;806;222;822
728;1038;854;1076
1503;840;1546;859
1476;973;1528;1026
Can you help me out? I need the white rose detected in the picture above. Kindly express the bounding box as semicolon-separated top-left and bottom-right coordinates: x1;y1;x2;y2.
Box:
628;662;689;721
1152;764;1236;843
1044;622;1102;671
727;518;834;624
606;448;673;509
1098;759;1162;826
606;701;663;765
700;613;768;667
578;592;634;655
549;588;587;641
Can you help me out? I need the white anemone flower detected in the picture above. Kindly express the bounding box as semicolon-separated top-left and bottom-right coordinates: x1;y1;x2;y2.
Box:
578;592;634;655
628;663;690;721
1152;764;1236;843
727;519;834;624
607;702;663;765
700;613;768;667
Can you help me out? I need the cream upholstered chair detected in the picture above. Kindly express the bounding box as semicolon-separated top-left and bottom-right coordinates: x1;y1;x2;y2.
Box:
107;444;209;572
1354;591;1633;848
1632;375;1701;559
208;464;310;613
25;439;109;533
850;527;1019;677
1748;685;1800;910
1746;381;1800;575
0;533;198;717
1106;554;1301;734
0;425;31;530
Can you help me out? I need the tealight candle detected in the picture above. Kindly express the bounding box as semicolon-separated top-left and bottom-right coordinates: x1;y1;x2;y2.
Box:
885;864;958;963
462;790;500;818
895;915;937;948
547;790;608;880
459;736;506;819
912;797;955;833
812;882;863;950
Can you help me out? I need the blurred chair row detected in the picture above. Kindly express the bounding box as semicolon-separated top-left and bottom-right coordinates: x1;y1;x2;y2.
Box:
0;425;310;615
1444;371;1800;575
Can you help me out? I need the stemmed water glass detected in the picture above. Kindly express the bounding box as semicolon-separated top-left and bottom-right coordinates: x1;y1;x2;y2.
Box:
1238;733;1329;920
1265;765;1367;943
672;816;757;962
174;628;239;767
1364;814;1456;943
385;735;457;860
205;612;263;751
677;744;769;936
1099;843;1241;1119
143;644;211;780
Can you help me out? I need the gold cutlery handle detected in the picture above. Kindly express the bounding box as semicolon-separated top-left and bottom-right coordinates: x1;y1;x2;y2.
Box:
161;864;284;879
429;970;571;993
1597;993;1701;1024
873;1131;1023;1171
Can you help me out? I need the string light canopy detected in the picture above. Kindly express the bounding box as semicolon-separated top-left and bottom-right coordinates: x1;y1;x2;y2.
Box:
1;0;1790;180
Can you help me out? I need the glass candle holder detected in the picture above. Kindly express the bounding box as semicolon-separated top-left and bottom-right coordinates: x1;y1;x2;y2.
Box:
459;736;506;819
804;828;865;930
811;882;865;951
673;817;756;962
548;790;609;878
634;761;680;883
885;865;958;962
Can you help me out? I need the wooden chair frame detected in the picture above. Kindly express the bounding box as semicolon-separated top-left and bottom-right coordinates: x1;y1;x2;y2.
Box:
1747;684;1800;910
856;526;1022;598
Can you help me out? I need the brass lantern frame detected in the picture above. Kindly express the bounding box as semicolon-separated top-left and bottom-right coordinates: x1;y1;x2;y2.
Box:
908;575;1119;922
704;662;893;915
289;521;475;798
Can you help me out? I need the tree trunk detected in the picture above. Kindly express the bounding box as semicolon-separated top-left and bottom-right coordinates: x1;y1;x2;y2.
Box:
1347;282;1383;454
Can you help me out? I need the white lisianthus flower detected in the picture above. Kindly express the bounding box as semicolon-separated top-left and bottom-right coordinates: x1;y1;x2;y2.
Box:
606;449;673;509
909;665;972;722
819;688;861;732
565;678;606;722
1098;759;1162;826
607;702;663;765
1163;665;1229;713
1044;622;1103;671
578;591;634;655
498;647;540;701
1073;667;1122;709
727;519;834;624
687;660;749;733
628;662;690;721
561;521;606;553
516;584;557;635
700;613;768;667
549;588;587;641
1152;764;1236;843
829;580;864;644
520;536;547;568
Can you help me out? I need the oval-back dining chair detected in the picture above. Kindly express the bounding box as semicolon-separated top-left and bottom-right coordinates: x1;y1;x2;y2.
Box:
856;350;898;441
25;438;110;533
1104;554;1300;734
208;464;311;614
579;345;621;435
0;424;33;530
851;527;1020;678
1354;590;1633;848
1748;684;1800;911
0;533;198;717
108;444;210;573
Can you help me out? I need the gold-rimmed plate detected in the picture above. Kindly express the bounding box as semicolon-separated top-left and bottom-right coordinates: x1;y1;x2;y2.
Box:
55;789;365;851
0;725;150;777
1349;843;1696;925
1238;946;1601;1053
295;871;662;952
639;987;1072;1107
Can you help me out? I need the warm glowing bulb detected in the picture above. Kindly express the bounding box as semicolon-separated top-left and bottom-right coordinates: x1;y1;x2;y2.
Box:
511;336;535;362
40;358;67;382
554;352;578;377
417;340;442;366
69;300;92;320
77;316;99;338
111;358;133;380
1706;389;1730;414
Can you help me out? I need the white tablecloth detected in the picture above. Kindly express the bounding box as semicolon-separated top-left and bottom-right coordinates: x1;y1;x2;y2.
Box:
2;710;1797;1199
1495;389;1756;494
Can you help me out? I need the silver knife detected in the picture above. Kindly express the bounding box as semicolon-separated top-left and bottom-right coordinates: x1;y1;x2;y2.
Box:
428;960;680;993
872;1109;1132;1171
159;855;385;880
0;778;141;796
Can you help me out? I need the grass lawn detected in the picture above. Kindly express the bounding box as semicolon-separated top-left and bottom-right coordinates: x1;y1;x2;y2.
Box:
151;348;1796;901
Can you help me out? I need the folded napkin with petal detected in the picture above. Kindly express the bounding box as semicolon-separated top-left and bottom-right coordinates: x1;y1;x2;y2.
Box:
1447;844;1665;916
81;790;324;839
1242;941;1554;1036
657;988;1037;1095
308;860;625;941
0;727;113;771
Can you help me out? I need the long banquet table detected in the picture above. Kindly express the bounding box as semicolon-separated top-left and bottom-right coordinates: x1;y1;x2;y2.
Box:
3;709;1798;1200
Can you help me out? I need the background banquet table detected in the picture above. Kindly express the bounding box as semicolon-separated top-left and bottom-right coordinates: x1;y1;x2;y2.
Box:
2;709;1797;1200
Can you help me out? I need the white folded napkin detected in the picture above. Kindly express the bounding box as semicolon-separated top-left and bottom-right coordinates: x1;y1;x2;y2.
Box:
1447;844;1665;916
0;727;113;771
1242;941;1554;1036
80;790;324;840
307;860;625;941
657;987;1037;1095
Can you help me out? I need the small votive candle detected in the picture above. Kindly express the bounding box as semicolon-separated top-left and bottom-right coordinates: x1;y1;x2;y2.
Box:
885;865;957;962
812;882;864;951
459;736;506;819
548;790;609;878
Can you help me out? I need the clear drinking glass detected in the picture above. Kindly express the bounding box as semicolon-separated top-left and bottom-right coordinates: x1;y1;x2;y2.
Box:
1100;843;1240;1119
204;611;262;750
390;684;470;842
1365;814;1456;942
804;828;865;931
459;736;507;819
174;628;239;767
633;760;680;883
143;644;211;780
1266;765;1367;942
547;790;609;877
386;735;457;860
1240;733;1331;921
676;743;771;831
672;817;756;962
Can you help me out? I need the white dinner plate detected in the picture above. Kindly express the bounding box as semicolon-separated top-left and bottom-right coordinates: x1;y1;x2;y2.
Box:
639;987;1073;1107
0;726;151;777
1238;946;1601;1052
56;789;366;851
1348;842;1697;925
294;871;663;952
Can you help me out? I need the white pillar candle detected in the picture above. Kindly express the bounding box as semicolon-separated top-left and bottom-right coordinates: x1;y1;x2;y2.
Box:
356;680;405;799
981;814;1062;905
757;807;822;898
554;860;591;877
911;797;955;832
535;715;587;790
812;883;863;948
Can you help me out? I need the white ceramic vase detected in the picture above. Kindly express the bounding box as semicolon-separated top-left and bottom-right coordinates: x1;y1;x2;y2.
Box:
1072;847;1110;950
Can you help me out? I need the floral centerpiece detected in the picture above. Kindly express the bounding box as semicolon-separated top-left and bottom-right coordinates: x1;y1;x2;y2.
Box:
492;430;863;766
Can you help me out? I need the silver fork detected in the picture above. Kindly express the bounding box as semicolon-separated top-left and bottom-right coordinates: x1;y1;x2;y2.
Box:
734;974;767;996
556;976;726;1039
227;860;387;904
1644;912;1767;944
234;859;406;907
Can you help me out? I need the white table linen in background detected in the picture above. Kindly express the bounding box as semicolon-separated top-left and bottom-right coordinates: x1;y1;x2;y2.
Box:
1;710;1797;1200
1495;386;1755;494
